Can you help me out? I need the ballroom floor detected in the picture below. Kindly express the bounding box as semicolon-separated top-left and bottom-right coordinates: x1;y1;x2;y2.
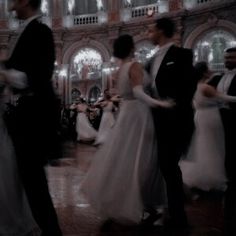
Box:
46;141;224;236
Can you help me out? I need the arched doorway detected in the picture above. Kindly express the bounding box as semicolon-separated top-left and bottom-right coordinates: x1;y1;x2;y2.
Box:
70;47;103;81
193;30;236;71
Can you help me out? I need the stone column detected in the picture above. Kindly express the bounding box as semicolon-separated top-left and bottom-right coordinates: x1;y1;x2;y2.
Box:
52;0;62;28
107;0;122;23
169;0;182;11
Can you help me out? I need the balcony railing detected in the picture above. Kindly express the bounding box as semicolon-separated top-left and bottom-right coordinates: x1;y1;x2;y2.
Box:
74;14;98;25
121;2;170;22
5;0;234;29
131;4;159;18
63;11;108;27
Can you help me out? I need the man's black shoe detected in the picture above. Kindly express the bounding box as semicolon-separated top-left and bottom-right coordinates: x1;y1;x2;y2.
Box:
140;212;163;228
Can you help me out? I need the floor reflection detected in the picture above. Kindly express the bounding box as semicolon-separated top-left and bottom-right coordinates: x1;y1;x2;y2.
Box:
47;142;224;236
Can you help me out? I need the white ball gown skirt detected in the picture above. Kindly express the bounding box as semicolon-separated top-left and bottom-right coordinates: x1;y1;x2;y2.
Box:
0;115;39;235
80;100;166;224
180;107;227;191
76;112;97;141
94;110;115;145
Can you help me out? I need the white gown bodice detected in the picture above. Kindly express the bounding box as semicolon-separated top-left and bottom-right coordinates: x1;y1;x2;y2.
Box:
80;60;166;223
180;83;227;191
118;61;151;100
103;101;113;112
0;82;39;235
193;83;220;110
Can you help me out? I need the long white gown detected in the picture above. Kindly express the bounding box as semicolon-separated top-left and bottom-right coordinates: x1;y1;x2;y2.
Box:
180;83;227;191
76;104;97;142
93;101;115;145
0;85;39;234
80;61;166;224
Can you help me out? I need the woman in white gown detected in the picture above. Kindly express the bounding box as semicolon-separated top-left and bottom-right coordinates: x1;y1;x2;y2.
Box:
93;94;115;146
75;99;97;142
0;70;40;235
80;34;173;224
180;62;236;192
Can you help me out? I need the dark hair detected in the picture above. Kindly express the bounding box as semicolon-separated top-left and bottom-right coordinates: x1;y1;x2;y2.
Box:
154;17;176;38
29;0;42;10
225;47;236;53
113;34;135;59
194;61;209;81
103;89;110;99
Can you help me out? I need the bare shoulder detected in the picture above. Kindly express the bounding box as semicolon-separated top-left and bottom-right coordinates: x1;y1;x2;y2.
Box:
199;83;216;97
129;61;143;74
129;61;143;85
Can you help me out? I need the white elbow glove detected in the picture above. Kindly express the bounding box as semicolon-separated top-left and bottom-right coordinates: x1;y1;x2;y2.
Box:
0;69;27;89
132;85;162;107
133;85;175;108
216;93;236;103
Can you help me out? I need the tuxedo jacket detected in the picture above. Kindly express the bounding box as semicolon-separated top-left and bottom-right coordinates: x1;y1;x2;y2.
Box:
4;18;61;163
208;73;236;127
147;45;197;153
5;18;55;99
209;71;236;179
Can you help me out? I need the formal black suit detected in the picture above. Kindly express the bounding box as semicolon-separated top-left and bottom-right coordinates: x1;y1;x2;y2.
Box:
147;45;197;225
208;73;236;235
4;18;62;236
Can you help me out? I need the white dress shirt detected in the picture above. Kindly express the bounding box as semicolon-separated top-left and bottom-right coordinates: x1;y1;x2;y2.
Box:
217;68;236;109
6;15;42;89
217;68;236;94
150;42;174;97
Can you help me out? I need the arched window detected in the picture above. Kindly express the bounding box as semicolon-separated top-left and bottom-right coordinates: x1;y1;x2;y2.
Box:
88;87;101;103
40;0;52;27
63;0;106;15
70;48;103;80
41;0;51;16
135;40;156;64
194;30;236;71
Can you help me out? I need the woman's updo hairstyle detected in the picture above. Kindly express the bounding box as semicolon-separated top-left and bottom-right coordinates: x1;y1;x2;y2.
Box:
113;34;135;59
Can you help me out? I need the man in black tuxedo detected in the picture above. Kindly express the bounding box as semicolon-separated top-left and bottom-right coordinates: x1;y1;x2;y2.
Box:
208;47;236;236
2;0;62;235
146;17;197;230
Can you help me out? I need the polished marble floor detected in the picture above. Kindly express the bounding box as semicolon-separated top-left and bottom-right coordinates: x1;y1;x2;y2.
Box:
46;142;224;236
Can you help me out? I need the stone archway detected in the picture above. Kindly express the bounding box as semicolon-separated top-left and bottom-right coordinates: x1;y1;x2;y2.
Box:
184;19;236;48
62;38;111;64
184;19;236;71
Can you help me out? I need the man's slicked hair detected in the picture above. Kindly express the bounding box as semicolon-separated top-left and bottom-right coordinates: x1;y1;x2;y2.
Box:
155;17;176;38
29;0;42;10
225;47;236;53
